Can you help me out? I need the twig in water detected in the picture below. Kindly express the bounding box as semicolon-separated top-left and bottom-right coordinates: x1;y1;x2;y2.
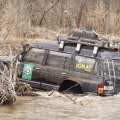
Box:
48;90;54;96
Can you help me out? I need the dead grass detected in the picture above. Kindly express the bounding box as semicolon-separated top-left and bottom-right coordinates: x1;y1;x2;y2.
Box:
102;34;120;41
24;27;58;40
0;27;60;55
0;27;120;56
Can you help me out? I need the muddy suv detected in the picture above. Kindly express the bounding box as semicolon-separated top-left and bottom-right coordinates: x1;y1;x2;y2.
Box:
17;30;120;95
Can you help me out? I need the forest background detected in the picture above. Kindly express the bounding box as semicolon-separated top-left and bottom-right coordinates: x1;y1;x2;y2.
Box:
0;0;120;54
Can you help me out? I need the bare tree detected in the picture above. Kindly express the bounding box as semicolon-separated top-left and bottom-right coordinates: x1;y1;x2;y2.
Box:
0;0;120;36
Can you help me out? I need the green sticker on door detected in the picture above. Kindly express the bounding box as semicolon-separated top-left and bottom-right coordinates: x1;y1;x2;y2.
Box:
22;64;34;80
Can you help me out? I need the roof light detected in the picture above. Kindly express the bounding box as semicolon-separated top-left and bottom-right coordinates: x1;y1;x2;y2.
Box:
59;41;64;51
75;43;81;53
92;46;99;57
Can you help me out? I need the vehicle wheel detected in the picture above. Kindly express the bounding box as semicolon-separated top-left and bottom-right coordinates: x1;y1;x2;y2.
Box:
59;80;83;94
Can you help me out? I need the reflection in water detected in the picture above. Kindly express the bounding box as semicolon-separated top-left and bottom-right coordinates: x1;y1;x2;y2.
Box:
0;91;120;120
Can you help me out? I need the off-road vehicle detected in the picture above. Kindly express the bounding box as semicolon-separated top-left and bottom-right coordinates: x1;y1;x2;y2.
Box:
17;30;120;96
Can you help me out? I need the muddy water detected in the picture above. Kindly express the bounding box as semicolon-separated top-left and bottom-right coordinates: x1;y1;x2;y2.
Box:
0;91;120;120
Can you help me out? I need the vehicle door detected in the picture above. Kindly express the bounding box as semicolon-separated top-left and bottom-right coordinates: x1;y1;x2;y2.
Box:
41;51;72;84
21;48;46;82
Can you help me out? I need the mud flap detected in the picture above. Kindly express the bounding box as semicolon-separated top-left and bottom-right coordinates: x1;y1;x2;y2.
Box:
22;64;34;80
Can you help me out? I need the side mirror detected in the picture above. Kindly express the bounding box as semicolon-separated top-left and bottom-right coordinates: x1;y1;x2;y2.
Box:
56;33;60;43
18;55;22;61
23;44;29;52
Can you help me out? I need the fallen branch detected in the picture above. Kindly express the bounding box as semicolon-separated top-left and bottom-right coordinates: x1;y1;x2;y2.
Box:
0;22;13;29
0;63;16;105
1;19;14;43
15;81;38;96
39;0;60;26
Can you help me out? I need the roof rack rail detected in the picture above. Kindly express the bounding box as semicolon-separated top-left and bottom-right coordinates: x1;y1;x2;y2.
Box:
57;34;120;50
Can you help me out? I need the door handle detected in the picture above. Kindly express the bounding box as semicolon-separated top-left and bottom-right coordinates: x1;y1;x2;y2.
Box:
35;67;40;70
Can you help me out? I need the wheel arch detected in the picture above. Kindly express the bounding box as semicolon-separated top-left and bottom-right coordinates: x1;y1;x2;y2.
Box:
58;79;83;94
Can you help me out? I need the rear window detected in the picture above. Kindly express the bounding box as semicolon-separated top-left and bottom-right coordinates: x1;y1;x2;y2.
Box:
23;48;45;64
75;56;97;73
46;51;71;69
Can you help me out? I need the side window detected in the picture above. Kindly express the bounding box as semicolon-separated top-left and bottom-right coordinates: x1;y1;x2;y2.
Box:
46;51;71;69
75;56;96;73
23;48;45;64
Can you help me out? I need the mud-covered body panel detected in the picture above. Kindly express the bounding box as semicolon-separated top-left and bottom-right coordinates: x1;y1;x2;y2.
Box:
18;40;120;95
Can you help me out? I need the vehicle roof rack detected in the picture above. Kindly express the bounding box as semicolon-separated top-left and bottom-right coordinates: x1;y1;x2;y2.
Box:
57;31;120;57
57;34;120;49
